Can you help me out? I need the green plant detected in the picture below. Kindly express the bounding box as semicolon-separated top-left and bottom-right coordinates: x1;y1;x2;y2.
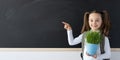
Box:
86;31;102;44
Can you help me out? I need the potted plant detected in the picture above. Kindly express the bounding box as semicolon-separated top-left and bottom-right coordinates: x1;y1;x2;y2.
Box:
86;31;102;56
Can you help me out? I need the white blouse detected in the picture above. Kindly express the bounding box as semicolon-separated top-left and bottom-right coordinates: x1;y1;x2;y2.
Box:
67;30;111;60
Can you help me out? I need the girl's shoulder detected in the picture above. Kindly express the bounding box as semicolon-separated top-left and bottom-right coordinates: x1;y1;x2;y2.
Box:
104;36;109;40
81;31;87;34
104;36;110;43
80;31;87;37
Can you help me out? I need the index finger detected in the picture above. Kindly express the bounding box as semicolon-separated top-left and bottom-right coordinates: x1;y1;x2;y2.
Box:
62;21;68;25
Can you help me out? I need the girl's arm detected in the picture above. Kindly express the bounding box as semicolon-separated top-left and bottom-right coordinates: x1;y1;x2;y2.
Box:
67;30;83;45
99;37;111;59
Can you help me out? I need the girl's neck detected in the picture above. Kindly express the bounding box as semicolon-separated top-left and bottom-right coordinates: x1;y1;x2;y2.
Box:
90;29;100;32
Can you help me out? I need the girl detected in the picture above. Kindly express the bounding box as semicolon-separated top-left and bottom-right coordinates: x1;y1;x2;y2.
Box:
62;10;111;60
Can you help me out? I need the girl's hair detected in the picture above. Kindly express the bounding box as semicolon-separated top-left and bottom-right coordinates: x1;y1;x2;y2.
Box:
81;10;111;36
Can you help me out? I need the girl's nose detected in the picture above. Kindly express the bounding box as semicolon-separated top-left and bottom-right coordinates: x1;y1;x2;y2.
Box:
93;22;97;26
93;21;97;24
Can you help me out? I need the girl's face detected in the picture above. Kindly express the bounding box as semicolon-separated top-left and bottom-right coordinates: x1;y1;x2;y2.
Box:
88;13;102;31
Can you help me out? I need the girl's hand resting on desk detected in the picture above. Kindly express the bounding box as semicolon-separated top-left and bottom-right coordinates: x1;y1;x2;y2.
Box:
62;21;72;30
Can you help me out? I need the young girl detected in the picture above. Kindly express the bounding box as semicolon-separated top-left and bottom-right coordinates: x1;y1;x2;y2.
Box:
62;10;111;60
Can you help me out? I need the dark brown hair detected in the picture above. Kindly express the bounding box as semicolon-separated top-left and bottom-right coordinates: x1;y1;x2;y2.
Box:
81;10;111;36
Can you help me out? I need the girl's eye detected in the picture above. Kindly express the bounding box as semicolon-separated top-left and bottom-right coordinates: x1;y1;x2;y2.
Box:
90;20;93;22
96;20;99;22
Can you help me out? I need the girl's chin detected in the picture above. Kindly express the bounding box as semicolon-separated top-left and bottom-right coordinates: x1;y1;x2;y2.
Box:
91;29;99;31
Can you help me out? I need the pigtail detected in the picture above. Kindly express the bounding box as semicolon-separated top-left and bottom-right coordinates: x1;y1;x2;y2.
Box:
102;10;111;36
81;12;90;33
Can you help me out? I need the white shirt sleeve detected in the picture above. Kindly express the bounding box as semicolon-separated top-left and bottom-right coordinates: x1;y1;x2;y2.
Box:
67;30;83;46
99;36;111;59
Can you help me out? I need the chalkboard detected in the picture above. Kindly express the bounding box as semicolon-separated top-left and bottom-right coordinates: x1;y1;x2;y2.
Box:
0;0;119;48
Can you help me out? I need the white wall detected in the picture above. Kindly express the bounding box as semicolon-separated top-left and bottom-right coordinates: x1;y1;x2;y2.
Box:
0;48;119;60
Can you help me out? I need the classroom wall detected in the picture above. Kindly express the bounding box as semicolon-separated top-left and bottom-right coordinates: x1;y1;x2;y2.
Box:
0;48;119;60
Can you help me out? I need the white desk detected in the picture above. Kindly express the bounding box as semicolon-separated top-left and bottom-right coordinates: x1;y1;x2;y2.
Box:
0;48;119;60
